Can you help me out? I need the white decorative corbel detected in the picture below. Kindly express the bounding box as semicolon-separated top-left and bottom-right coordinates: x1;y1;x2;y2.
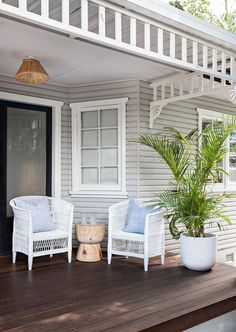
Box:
149;71;231;128
149;101;166;128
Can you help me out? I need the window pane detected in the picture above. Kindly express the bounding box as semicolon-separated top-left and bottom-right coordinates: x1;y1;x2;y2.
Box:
81;111;98;129
81;149;98;166
101;148;118;166
229;156;236;168
82;168;98;184
100;109;118;127
229;169;236;182
202;119;212;130
101;167;118;184
101;129;118;146
81;130;98;147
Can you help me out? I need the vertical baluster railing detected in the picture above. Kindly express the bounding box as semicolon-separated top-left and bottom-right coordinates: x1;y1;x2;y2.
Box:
157;28;163;55
19;0;27;11
221;53;226;77
161;82;165;100
212;49;218;73
81;0;88;31
192;41;198;66
41;0;49;19
62;0;69;25
130;17;136;46
230;56;236;79
99;5;105;37
115;12;122;42
181;37;187;63
144;23;150;51
170;32;175;58
154;86;157;102
199;73;204;92
203;45;208;70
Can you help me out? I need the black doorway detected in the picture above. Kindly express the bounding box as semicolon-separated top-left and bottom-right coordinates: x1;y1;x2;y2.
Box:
0;101;52;255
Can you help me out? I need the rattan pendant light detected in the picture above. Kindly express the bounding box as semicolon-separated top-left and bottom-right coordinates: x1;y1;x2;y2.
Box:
15;56;49;84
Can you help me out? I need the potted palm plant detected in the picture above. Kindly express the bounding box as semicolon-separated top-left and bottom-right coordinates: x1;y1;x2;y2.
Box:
139;117;236;271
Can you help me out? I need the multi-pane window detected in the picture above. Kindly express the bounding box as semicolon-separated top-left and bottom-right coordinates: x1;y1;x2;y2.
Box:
71;98;128;196
81;108;118;185
198;108;236;190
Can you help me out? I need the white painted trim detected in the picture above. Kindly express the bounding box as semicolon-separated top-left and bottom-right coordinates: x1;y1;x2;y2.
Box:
71;97;128;196
70;192;128;198
0;91;62;198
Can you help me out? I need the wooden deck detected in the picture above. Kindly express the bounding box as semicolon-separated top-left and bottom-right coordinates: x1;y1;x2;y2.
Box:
0;252;236;332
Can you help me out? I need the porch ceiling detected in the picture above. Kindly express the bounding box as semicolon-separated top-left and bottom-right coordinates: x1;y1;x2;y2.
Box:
0;17;182;87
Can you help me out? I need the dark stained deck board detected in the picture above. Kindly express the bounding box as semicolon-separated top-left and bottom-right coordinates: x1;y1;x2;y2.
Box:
0;253;236;332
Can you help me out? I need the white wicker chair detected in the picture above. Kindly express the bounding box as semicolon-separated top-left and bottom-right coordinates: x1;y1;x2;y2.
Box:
108;199;165;271
9;196;74;271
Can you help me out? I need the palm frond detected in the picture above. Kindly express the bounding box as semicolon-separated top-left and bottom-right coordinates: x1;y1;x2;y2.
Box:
139;117;236;238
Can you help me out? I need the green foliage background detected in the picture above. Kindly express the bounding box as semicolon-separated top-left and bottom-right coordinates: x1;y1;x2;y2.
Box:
169;0;236;33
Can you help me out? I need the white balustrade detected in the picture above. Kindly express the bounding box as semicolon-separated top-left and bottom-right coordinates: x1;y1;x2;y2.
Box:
0;0;235;83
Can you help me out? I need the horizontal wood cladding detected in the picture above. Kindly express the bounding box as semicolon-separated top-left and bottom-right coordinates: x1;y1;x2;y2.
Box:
138;80;236;252
62;80;139;234
0;75;68;102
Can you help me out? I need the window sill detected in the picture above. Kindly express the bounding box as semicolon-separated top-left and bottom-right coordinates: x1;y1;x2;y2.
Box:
69;191;128;199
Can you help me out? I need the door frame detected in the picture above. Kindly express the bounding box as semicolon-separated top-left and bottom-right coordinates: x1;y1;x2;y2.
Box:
0;91;63;198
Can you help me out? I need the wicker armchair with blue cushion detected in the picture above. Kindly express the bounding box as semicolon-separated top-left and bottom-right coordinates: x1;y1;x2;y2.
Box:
108;199;165;271
9;196;74;270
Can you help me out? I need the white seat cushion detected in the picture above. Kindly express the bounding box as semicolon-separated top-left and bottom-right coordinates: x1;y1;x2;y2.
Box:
112;230;144;241
33;229;68;241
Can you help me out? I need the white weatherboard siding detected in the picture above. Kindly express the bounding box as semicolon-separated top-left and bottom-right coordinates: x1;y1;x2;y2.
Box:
139;80;236;252
1;75;236;253
64;80;139;247
0;76;68;102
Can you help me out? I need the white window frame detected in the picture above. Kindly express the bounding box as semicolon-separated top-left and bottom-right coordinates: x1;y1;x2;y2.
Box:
71;98;128;198
198;108;236;192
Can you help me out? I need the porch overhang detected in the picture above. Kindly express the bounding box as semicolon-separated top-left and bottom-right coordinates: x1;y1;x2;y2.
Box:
1;0;236;84
149;72;236;128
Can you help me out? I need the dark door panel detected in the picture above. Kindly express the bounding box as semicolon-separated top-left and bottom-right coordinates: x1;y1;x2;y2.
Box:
0;101;52;255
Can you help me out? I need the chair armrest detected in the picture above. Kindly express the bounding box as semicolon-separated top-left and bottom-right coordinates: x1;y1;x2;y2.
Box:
52;203;74;234
144;210;165;237
108;200;129;234
12;206;33;235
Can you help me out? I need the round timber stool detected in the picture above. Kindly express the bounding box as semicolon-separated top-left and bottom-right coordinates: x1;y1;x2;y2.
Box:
75;223;105;262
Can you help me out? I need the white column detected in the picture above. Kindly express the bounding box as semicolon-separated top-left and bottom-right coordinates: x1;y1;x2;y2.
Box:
115;12;122;42
99;5;106;37
158;28;163;55
181;37;187;62
81;0;88;31
41;0;49;19
144;23;150;51
62;0;70;25
19;0;27;11
130;17;136;46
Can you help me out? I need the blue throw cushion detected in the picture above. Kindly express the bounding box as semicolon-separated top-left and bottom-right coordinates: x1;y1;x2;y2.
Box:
15;198;56;233
123;199;160;234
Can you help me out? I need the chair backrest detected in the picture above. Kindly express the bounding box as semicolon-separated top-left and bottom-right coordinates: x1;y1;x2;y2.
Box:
108;199;164;233
9;196;74;233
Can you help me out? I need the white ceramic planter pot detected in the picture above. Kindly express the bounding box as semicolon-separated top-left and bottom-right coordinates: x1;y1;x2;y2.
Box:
180;233;217;271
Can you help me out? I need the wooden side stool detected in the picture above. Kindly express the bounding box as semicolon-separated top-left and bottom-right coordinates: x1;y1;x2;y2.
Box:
75;223;105;262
